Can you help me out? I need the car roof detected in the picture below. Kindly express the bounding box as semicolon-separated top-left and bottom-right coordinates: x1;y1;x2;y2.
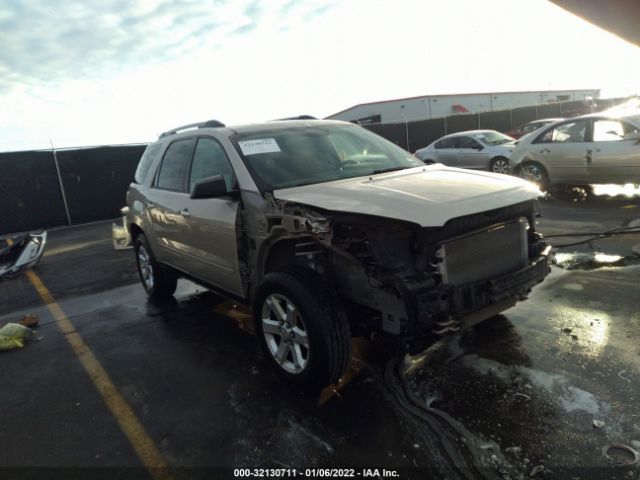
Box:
530;118;563;123
438;130;499;139
159;119;352;141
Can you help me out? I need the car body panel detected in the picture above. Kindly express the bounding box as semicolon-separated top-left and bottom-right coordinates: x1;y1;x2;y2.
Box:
273;165;541;227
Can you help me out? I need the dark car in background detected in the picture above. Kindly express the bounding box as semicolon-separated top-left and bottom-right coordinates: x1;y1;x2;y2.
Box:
506;118;563;139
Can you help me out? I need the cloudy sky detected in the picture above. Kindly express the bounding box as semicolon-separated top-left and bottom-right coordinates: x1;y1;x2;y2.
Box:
1;0;639;151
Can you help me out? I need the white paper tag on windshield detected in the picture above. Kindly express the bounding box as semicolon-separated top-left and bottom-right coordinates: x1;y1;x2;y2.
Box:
238;138;281;155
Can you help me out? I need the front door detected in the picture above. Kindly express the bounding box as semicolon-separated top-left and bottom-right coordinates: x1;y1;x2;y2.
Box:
534;119;590;184
456;136;490;169
181;137;244;297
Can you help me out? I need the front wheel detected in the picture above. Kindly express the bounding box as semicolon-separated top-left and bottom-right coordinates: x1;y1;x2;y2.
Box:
490;156;509;174
254;269;351;392
134;234;177;299
519;161;550;191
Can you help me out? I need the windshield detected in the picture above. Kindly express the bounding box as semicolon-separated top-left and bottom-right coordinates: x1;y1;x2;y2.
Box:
473;131;514;146
232;124;423;190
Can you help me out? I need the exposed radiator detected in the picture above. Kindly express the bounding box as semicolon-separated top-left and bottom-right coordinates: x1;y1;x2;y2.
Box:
437;218;528;286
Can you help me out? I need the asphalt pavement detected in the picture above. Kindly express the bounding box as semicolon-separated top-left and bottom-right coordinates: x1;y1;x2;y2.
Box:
1;191;639;480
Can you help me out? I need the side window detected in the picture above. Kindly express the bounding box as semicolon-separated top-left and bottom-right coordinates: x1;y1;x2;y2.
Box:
134;143;162;184
435;138;456;149
155;139;193;192
189;138;236;192
536;120;587;143
593;119;625;142
458;137;481;149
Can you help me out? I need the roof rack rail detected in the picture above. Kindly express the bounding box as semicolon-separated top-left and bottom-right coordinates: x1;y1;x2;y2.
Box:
273;115;318;121
159;119;226;138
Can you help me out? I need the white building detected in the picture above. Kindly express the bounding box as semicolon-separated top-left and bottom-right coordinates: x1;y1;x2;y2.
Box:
327;89;600;124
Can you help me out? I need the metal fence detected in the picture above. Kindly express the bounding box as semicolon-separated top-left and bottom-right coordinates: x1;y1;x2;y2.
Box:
363;98;626;152
0;144;146;235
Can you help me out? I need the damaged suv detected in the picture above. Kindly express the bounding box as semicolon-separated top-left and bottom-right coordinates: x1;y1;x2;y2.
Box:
122;118;550;390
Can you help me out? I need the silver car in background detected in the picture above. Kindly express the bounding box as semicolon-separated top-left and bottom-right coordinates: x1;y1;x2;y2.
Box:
510;113;640;189
414;130;516;174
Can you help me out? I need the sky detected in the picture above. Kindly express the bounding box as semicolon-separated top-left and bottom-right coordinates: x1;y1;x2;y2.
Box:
0;0;639;151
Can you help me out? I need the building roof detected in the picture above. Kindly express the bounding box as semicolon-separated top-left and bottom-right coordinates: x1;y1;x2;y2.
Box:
327;88;600;118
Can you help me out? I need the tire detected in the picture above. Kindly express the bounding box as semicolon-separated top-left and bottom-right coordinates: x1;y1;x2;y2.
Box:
253;268;351;392
489;156;509;174
519;161;550;191
134;234;177;299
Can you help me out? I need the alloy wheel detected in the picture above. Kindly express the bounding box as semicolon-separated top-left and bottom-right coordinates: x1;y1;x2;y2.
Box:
137;245;154;290
261;293;310;374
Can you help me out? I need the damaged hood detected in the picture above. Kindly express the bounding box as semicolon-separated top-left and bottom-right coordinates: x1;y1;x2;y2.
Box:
273;166;541;227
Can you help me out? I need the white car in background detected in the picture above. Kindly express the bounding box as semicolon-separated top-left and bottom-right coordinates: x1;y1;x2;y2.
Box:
510;113;640;190
414;130;516;174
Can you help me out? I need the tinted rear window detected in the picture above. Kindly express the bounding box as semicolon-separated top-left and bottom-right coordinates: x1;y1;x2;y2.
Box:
134;143;161;184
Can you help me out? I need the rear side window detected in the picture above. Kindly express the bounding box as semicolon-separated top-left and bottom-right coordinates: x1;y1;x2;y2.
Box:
435;138;457;149
156;139;193;192
189;138;236;192
457;137;481;149
134;143;161;184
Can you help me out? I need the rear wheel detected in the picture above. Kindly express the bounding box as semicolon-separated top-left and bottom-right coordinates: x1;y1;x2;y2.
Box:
519;161;550;191
254;268;351;392
490;156;509;174
134;234;177;299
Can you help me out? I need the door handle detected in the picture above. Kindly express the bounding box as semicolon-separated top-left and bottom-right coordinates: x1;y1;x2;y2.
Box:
179;208;191;217
540;148;551;154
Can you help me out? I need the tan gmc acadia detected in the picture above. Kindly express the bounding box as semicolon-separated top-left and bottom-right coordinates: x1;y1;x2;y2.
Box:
117;117;551;391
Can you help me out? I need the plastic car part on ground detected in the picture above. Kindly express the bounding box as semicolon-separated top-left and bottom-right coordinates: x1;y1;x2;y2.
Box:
112;207;132;250
0;323;33;351
0;231;47;277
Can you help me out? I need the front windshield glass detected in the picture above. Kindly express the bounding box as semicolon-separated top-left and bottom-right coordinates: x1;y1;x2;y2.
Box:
473;131;514;146
232;124;423;190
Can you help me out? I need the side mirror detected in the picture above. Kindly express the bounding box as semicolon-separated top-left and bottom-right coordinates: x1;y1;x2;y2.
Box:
190;175;238;199
623;131;640;141
474;144;484;150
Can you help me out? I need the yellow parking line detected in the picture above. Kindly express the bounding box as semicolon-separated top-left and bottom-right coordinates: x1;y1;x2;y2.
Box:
24;269;173;480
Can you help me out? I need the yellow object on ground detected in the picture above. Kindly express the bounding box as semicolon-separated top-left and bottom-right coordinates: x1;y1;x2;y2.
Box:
0;323;33;350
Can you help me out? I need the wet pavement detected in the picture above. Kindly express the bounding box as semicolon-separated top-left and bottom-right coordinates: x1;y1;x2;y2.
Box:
1;191;639;480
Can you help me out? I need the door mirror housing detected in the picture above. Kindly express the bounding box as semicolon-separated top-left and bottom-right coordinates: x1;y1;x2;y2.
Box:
623;131;640;141
190;175;238;199
474;144;484;150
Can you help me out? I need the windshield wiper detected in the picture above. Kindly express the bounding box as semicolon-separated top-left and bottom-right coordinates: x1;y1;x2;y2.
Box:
371;166;410;175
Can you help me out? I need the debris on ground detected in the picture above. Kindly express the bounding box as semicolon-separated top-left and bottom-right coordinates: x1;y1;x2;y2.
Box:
0;323;33;350
618;370;632;383
562;328;573;333
529;465;545;477
0;232;47;278
593;420;605;429
602;443;639;466
18;314;39;327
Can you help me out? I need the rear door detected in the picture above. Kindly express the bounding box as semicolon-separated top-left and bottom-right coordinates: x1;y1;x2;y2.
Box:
587;118;640;183
145;137;195;270
181;137;244;296
432;137;460;166
456;136;490;169
531;119;590;183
